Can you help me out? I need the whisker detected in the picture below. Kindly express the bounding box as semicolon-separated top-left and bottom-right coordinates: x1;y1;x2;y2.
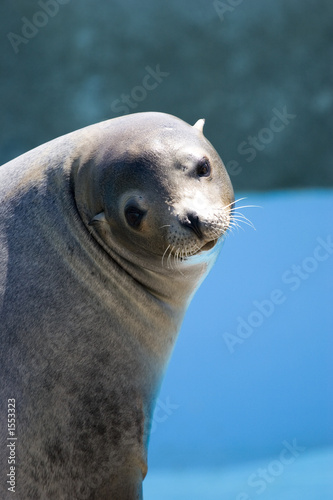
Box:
223;197;247;209
176;249;186;276
231;213;256;229
167;246;174;270
228;220;245;232
162;245;170;267
229;204;262;211
231;217;256;230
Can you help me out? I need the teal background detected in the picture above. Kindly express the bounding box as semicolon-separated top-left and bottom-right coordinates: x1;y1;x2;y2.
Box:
0;0;332;191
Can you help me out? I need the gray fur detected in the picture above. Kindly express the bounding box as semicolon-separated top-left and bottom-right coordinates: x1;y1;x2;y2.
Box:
0;112;233;499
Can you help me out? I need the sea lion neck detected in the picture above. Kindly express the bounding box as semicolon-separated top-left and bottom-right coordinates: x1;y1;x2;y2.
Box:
111;244;212;310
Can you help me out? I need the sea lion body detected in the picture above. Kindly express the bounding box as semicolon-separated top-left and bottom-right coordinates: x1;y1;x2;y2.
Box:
0;112;233;499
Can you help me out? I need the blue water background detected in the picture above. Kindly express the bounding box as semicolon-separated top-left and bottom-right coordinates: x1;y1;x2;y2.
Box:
145;189;333;499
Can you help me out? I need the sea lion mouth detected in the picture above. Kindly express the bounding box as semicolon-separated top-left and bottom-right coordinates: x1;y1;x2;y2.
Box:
165;238;218;261
189;239;218;255
200;239;217;252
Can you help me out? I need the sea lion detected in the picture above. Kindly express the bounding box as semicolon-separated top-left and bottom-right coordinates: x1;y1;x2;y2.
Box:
0;112;234;499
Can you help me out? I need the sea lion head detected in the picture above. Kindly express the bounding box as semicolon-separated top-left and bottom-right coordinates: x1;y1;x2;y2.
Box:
74;112;234;270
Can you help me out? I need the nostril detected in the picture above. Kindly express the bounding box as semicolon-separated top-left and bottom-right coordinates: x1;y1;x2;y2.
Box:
182;212;203;240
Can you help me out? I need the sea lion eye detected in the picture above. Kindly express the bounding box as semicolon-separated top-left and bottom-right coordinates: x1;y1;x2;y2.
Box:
196;158;211;177
125;205;146;229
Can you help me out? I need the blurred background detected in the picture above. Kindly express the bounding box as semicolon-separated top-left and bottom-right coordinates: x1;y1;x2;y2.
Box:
1;0;332;498
1;0;332;191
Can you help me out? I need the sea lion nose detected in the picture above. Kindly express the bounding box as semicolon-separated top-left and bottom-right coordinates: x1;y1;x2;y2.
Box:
182;212;203;240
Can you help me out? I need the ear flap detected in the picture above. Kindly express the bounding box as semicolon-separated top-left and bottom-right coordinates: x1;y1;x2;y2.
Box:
88;211;106;226
193;118;205;134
